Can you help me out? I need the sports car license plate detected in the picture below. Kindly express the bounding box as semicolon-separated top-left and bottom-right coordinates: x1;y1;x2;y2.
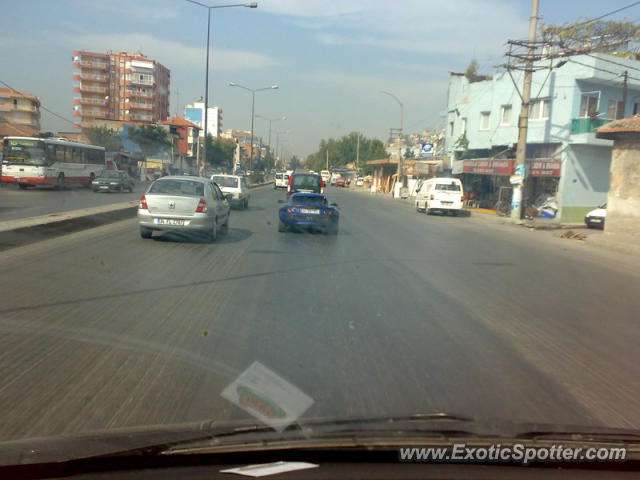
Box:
299;208;320;214
155;218;185;226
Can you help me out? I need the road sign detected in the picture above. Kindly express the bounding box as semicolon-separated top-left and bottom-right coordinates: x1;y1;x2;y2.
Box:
420;142;434;158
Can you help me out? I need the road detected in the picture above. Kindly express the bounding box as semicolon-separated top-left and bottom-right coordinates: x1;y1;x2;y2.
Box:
1;184;640;442
0;182;147;222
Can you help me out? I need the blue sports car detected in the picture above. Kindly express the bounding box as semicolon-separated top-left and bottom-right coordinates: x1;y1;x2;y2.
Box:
278;193;339;234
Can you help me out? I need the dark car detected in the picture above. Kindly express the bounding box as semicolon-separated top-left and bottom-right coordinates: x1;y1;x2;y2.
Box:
92;170;135;193
278;193;339;234
287;172;324;196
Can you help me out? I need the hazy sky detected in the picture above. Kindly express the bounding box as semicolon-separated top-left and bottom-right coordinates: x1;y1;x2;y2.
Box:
1;0;637;157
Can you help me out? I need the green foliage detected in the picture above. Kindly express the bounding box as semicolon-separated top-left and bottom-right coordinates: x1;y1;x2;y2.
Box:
454;133;470;159
464;59;487;83
289;155;302;170
540;20;640;50
205;135;236;168
83;126;122;152
306;132;387;174
128;125;171;158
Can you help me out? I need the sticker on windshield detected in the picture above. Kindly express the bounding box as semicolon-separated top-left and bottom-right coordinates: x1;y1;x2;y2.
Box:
221;361;314;432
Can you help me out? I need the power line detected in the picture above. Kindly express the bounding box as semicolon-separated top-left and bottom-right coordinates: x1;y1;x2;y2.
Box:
568;57;640;81
585;52;640;73
0;79;76;127
572;1;640;27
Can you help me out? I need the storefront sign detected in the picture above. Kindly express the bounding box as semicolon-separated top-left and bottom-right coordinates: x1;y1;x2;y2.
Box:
462;159;514;176
527;159;561;177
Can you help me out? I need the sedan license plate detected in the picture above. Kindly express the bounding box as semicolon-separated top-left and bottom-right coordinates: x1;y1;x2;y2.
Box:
299;208;320;215
155;218;185;226
590;218;602;223
441;201;453;205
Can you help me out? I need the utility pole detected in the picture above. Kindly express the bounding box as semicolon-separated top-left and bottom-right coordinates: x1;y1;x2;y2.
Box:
326;149;329;170
511;0;540;222
356;133;360;170
620;70;629;119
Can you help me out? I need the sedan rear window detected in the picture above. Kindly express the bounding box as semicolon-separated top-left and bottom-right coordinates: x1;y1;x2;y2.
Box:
292;175;321;187
149;179;204;196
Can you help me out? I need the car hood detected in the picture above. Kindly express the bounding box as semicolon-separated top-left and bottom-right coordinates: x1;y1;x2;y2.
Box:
587;208;606;217
2;414;640;466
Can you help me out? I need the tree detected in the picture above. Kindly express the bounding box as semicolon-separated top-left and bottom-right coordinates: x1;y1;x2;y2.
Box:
127;124;171;159
540;20;640;52
464;60;487;83
289;155;302;170
205;135;236;168
84;126;122;152
306;132;387;174
404;148;414;159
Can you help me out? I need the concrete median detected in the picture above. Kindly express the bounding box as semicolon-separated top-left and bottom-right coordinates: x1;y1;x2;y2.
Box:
0;181;274;252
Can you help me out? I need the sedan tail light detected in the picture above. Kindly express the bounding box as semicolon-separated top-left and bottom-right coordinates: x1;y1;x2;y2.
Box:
430;195;435;201
139;195;148;209
195;198;208;213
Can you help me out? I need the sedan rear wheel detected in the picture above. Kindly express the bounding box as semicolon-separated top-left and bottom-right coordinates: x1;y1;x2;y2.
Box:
140;227;153;239
209;218;218;242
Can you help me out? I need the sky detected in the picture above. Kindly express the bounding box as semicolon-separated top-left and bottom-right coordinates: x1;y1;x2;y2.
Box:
1;0;639;158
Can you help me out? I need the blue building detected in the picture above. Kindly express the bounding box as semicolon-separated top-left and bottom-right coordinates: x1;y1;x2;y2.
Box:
445;53;640;222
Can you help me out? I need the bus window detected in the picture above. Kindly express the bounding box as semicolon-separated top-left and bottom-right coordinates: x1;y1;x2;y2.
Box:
55;146;67;163
45;144;57;165
72;148;84;164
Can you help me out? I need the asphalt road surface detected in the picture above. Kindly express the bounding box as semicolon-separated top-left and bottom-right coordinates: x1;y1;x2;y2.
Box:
1;184;640;442
0;182;148;222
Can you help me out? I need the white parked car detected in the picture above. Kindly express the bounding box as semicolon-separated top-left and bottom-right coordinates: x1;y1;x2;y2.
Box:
211;174;250;209
585;203;606;229
415;177;464;216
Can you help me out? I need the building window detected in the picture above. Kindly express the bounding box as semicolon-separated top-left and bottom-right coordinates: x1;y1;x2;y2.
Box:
607;100;625;119
461;118;467;135
634;102;640;115
529;99;550;120
500;105;512;125
449;121;454;136
580;94;599;117
479;112;490;131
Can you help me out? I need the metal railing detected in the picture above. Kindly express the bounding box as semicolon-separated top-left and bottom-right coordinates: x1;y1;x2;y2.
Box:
570;117;610;134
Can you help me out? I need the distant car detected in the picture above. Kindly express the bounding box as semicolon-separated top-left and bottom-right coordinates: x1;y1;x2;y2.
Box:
278;193;339;234
92;170;134;193
356;177;364;187
585;203;606;229
211;174;250;209
274;172;289;189
287;172;324;196
335;177;346;187
138;176;231;242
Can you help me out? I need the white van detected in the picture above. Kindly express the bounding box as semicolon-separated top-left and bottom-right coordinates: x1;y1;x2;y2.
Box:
415;177;464;215
274;172;289;189
320;170;331;184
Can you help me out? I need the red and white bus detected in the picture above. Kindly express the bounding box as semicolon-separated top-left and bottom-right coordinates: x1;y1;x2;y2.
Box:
1;136;108;189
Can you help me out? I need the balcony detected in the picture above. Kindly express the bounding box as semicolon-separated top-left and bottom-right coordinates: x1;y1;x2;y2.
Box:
78;98;107;106
78;73;108;82
129;102;153;110
82;109;106;118
130;113;153;121
78;85;108;94
75;61;108;70
128;90;153;99
570;117;611;135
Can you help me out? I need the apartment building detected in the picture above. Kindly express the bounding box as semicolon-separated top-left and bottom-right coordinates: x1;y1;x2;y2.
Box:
445;53;640;222
72;50;170;128
0;87;41;137
184;101;223;138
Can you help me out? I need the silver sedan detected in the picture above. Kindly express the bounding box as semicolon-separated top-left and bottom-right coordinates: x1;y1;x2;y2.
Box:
137;176;231;242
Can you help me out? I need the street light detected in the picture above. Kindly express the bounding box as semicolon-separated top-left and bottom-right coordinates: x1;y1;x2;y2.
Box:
380;90;404;197
184;1;258;175
229;82;279;171
256;114;286;155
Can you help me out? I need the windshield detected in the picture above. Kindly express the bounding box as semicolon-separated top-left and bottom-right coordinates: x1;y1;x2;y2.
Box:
100;171;123;179
148;179;204;196
291;195;328;206
3;139;47;165
3;1;640;467
435;183;461;191
212;176;239;188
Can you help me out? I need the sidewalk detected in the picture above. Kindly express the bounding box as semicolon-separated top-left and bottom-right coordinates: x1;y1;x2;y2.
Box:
347;186;638;257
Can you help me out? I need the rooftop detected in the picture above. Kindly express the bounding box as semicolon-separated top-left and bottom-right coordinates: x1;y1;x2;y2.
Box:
597;114;640;137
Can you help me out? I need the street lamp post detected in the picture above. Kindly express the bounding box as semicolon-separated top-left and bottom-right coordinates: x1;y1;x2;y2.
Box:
256;115;285;159
380;90;404;197
229;82;278;171
185;1;257;175
275;130;288;169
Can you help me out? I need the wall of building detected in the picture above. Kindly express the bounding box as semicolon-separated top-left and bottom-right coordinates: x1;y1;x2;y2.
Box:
558;144;611;222
605;136;640;237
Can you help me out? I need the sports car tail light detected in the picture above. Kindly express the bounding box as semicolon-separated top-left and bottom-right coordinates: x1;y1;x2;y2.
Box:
139;195;148;209
195;198;208;213
287;208;299;213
